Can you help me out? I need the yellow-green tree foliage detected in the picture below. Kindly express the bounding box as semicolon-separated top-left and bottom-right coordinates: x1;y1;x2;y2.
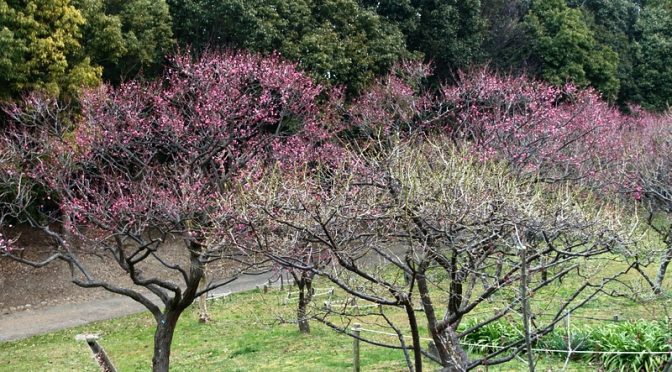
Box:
0;0;101;98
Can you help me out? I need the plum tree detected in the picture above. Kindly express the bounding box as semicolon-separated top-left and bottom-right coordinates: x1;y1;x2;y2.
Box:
0;49;329;371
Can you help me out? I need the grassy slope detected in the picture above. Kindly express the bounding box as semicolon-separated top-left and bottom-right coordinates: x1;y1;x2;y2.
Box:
0;288;617;372
0;252;669;371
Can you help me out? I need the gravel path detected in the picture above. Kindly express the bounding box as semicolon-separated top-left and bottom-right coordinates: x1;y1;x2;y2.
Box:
0;272;274;342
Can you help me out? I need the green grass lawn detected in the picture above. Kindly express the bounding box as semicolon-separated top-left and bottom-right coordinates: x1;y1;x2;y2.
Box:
0;286;636;372
0;256;670;371
0;290;418;371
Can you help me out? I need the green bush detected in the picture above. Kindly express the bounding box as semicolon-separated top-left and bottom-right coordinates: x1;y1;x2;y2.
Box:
459;318;672;371
590;321;671;372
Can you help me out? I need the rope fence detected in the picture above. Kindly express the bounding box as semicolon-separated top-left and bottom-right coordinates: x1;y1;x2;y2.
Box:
207;291;232;301
283;288;335;304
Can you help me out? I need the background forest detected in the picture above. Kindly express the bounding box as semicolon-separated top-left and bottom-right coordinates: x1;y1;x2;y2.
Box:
2;1;672;372
0;0;671;110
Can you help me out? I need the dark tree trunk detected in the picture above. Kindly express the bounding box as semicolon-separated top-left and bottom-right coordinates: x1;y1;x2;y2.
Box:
417;274;468;371
297;274;313;334
152;310;182;372
404;300;422;372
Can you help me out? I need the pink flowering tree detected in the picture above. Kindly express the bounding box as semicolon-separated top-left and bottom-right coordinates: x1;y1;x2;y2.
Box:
439;69;631;183
621;111;672;294
234;69;636;371
344;61;432;150
0;232;12;252
0;50;329;371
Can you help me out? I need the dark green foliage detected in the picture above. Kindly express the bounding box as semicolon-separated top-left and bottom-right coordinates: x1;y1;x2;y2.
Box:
567;0;641;107
74;0;174;83
361;0;485;80
408;0;485;78
631;2;672;111
3;0;672;111
480;0;531;71
524;0;620;99
167;0;408;94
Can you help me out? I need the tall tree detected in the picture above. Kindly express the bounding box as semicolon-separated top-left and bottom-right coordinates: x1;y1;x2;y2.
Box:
524;0;620;100
568;0;641;107
0;50;329;371
622;110;672;294
73;0;174;83
480;0;531;71
361;0;485;80
0;0;101;99
630;1;672;111
168;0;407;94
410;0;485;78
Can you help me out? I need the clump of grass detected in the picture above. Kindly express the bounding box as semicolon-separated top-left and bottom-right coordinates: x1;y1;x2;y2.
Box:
459;318;672;371
591;321;672;371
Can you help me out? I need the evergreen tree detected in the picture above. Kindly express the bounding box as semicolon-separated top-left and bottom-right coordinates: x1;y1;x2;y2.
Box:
0;0;101;98
168;0;407;94
74;0;174;83
631;1;672;111
525;0;620;99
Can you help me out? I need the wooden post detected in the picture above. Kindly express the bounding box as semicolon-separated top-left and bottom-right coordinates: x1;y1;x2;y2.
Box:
562;310;572;370
77;334;117;372
353;323;361;372
520;245;535;372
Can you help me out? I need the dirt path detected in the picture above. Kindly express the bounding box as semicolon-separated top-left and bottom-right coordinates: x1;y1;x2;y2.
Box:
0;272;274;342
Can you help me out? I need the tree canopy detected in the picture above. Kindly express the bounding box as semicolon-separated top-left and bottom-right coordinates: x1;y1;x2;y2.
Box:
361;0;485;79
524;0;620;99
631;1;672;111
168;0;408;94
74;0;174;83
0;0;101;98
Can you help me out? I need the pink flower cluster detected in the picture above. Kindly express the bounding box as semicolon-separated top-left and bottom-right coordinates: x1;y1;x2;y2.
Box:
440;69;635;181
6;50;337;237
348;61;432;138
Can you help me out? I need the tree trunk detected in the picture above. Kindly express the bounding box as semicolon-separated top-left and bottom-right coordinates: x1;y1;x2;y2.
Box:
417;274;467;371
198;267;210;323
654;242;672;295
297;275;313;334
404;300;422;372
152;310;181;372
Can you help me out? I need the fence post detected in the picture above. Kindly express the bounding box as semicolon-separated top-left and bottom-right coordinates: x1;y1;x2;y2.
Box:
77;334;117;372
562;310;572;370
353;323;361;372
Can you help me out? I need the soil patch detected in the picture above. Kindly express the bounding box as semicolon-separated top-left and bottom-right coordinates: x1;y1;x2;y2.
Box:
0;226;235;315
